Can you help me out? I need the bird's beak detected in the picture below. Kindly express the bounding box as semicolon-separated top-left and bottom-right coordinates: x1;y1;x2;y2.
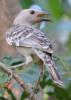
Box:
35;11;51;23
37;11;48;17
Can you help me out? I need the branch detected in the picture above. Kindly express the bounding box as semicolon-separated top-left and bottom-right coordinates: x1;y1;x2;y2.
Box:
31;71;43;97
0;62;36;100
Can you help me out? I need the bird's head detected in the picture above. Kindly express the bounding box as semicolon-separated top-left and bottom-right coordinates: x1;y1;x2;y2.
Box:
14;9;50;25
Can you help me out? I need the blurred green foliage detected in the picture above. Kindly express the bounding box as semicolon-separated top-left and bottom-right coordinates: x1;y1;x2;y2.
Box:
20;0;33;8
0;0;71;99
67;34;71;51
48;0;63;19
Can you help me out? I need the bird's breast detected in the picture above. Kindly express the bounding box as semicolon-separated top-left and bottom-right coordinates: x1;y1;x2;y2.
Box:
16;47;33;56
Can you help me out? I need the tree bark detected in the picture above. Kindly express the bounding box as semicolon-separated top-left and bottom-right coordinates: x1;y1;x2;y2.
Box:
0;0;22;57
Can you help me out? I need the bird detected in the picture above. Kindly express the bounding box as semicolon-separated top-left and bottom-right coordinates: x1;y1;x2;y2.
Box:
6;8;63;87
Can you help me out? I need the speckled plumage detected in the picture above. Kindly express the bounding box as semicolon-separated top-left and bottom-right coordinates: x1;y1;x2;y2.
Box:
6;6;64;87
6;24;53;53
6;24;63;87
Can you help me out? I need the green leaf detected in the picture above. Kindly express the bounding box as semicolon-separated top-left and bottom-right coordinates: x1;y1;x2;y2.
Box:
40;71;53;89
48;0;63;19
61;0;71;17
0;97;8;100
0;69;11;84
19;64;41;84
20;0;34;8
66;34;71;53
20;91;29;100
0;89;4;97
46;85;54;94
0;54;25;67
54;86;71;100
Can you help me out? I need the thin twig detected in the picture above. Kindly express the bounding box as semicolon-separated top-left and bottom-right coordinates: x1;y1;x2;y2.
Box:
0;62;36;100
30;71;43;98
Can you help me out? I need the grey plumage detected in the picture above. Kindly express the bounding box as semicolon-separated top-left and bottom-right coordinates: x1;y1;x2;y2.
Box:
6;24;53;53
6;24;63;87
6;6;64;87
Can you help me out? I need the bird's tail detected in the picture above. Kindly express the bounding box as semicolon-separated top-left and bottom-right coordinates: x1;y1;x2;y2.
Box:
45;60;63;87
33;49;64;87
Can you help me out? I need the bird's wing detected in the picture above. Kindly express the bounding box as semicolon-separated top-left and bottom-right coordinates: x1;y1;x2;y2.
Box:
6;24;53;54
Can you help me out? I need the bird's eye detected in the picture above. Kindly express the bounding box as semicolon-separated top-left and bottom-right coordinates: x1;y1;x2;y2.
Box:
30;10;35;15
